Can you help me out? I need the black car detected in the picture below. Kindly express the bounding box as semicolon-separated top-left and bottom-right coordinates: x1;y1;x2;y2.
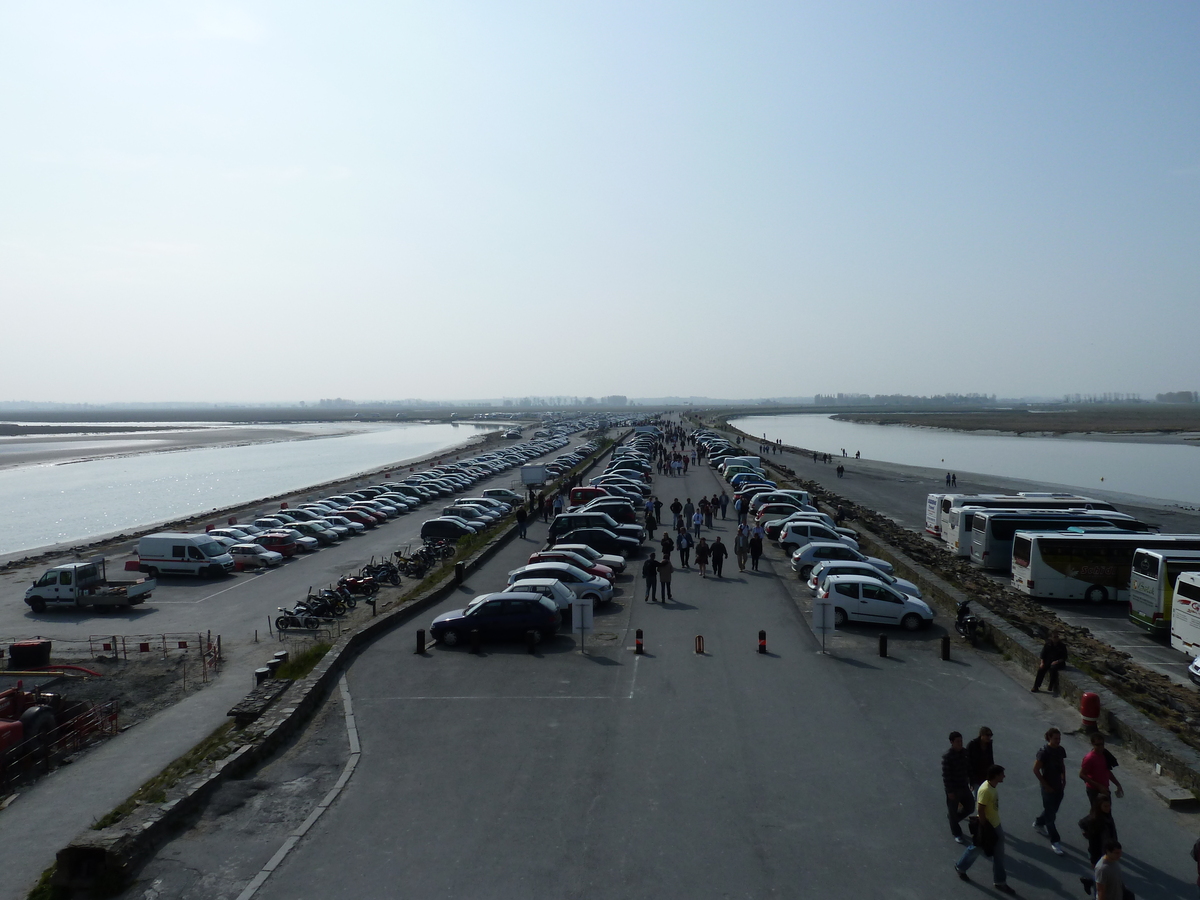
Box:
420;518;473;541
430;592;561;646
556;527;640;557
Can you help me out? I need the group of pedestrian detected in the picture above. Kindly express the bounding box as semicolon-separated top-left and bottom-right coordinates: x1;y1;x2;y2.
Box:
641;552;674;602
945;472;958;487
945;725;1135;898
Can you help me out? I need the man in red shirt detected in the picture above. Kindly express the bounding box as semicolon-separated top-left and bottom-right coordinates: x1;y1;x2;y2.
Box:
1080;732;1124;806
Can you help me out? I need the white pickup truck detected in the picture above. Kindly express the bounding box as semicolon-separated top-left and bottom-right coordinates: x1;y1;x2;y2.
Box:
24;557;155;613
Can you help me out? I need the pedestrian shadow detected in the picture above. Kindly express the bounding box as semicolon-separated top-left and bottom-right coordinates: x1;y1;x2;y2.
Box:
829;656;880;670
658;599;698;610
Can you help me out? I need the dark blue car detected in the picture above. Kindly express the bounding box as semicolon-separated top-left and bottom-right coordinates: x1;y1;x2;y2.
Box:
430;592;561;646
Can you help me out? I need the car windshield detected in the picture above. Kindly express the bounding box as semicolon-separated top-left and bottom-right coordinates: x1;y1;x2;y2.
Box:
198;541;224;557
463;597;490;615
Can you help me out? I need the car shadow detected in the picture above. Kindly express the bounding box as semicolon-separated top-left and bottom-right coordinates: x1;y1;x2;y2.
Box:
26;606;157;623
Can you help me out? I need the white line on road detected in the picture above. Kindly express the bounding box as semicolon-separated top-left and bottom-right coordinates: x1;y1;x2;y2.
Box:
235;673;361;900
359;695;616;701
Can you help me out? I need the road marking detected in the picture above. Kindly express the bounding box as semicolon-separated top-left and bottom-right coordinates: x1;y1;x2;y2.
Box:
235;673;361;900
359;695;615;701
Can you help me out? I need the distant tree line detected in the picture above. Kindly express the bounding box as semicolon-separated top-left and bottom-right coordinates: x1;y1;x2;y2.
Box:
1156;391;1199;404
813;393;998;407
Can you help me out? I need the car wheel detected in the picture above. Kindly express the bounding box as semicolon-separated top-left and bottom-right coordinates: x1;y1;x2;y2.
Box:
145;567;159;578
540;628;557;642
799;565;813;579
28;598;46;614
834;607;848;627
901;614;923;632
441;629;460;646
1085;585;1108;604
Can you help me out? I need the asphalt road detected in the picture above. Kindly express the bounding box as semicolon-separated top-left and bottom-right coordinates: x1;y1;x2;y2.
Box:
124;444;1200;900
753;437;1200;687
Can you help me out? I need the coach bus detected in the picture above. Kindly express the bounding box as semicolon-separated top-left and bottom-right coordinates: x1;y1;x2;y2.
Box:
1170;573;1200;664
933;494;1118;543
1129;549;1200;636
1011;532;1200;603
970;509;1151;571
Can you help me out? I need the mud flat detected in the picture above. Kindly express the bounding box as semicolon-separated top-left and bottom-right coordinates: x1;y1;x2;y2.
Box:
833;405;1200;438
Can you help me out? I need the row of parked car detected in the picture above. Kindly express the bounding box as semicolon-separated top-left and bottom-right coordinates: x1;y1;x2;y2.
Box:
428;433;662;646
196;437;583;570
690;429;935;631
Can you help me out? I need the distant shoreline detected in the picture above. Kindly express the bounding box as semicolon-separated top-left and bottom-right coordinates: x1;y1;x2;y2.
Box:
828;407;1200;440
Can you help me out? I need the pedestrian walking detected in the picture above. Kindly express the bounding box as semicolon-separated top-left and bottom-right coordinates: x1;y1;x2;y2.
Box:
942;732;972;845
677;528;691;567
692;510;703;538
952;473;957;487
946;472;952;487
1032;630;1068;693
646;510;658;540
700;498;713;529
658;558;674;601
670;498;683;529
735;497;747;525
541;497;550;522
642;553;659;602
1033;727;1068;856
516;505;528;539
954;765;1014;893
710;537;728;578
967;726;995;794
749;533;763;570
1080;733;1124;806
683;498;695;525
695;537;710;578
734;529;749;572
1093;840;1131;900
654;497;663;524
659;532;674;564
719;492;729;519
1079;797;1119;894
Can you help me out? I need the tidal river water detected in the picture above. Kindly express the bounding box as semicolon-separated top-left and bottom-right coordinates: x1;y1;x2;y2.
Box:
0;422;495;556
730;414;1200;507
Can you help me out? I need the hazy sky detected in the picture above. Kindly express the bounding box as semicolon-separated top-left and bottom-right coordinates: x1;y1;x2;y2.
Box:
2;2;1197;403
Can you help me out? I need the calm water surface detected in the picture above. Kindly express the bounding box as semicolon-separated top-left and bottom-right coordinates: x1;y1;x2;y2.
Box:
731;414;1200;506
0;423;494;555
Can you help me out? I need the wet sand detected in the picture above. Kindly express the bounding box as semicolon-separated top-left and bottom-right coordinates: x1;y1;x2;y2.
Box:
0;425;349;470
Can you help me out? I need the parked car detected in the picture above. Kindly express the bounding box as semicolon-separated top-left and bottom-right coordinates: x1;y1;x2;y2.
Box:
778;521;858;555
430;593;561;646
555;527;640;557
229;543;284;569
819;574;934;630
808;561;921;598
506;563;613;603
550;543;626;574
483;488;524;506
420;518;474;541
527;550;615;582
790;541;894;578
256;531;299;558
505;578;576;611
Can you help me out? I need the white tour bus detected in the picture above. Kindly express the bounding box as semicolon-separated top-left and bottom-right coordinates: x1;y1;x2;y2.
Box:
1130;549;1200;636
926;494;1009;537
1011;532;1200;603
969;509;1148;570
935;493;1117;542
1170;573;1200;663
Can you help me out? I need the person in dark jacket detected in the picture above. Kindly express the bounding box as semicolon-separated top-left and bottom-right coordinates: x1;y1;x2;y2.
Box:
942;731;972;844
710;537;728;578
659;532;674;564
749;533;764;571
967;726;995;794
1032;630;1068;692
515;506;528;539
641;553;659;602
1078;796;1118;894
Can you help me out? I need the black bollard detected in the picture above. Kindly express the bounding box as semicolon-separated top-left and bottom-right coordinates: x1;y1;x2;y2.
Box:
878;633;887;658
941;634;951;661
635;628;644;655
470;628;481;655
758;630;767;654
455;561;465;584
527;630;538;654
416;629;426;654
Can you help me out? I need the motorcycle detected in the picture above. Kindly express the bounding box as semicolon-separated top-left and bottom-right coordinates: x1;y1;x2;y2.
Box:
955;600;984;647
338;574;380;597
276;606;320;632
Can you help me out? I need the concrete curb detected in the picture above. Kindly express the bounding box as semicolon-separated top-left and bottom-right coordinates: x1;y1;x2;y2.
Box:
50;429;629;895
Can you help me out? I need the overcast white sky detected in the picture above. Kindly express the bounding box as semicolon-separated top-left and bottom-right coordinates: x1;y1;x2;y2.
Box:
2;2;1197;403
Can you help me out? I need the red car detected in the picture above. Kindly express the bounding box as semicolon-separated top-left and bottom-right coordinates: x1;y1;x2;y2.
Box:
256;531;298;558
337;509;380;528
527;550;615;582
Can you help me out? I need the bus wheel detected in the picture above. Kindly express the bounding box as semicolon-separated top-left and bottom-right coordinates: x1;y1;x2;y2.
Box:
1085;585;1108;604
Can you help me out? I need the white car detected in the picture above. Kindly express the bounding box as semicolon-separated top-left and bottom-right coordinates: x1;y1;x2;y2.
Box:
779;522;859;555
819;574;934;631
507;562;613;603
229;543;284;569
790;542;894;579
551;543;627;575
808;560;921;598
505;578;576;611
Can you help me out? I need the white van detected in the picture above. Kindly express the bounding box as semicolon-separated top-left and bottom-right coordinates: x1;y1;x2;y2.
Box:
138;533;235;578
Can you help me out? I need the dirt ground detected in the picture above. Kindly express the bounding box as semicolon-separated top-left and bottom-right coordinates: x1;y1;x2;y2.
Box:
45;653;213;729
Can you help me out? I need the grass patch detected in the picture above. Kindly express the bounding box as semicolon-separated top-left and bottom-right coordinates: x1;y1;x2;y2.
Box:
275;642;332;680
27;867;68;900
92;722;235;830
